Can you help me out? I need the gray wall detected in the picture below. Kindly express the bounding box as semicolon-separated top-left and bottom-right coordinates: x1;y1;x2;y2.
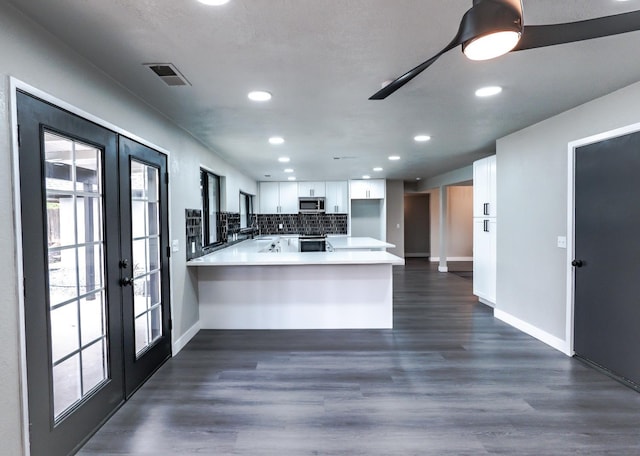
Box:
0;3;256;453
404;193;430;256
385;180;405;257
497;79;640;343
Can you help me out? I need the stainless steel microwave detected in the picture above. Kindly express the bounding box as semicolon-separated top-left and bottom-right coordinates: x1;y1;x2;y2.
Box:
299;197;325;213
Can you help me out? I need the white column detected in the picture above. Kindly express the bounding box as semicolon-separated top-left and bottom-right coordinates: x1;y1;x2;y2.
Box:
438;185;448;272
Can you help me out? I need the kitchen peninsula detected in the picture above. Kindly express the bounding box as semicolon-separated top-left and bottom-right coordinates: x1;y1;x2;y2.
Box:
187;236;404;329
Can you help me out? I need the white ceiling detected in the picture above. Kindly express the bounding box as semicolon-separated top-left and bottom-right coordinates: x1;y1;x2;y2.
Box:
9;0;640;183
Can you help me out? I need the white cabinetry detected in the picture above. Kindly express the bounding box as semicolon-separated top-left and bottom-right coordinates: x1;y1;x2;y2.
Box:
473;218;496;304
350;179;385;199
297;181;326;198
325;181;348;213
473;155;497;217
259;181;299;214
473;155;497;306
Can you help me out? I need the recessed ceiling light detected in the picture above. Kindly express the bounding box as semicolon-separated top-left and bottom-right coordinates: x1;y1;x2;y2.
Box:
278;157;290;163
284;168;294;173
362;175;371;179
373;167;383;172
269;136;285;145
197;0;230;5
475;86;503;97
416;177;422;181
414;135;431;142
248;90;272;102
288;176;296;181
388;156;401;161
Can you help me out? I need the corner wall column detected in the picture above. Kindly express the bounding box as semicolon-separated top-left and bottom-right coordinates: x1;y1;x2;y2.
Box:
438;185;448;272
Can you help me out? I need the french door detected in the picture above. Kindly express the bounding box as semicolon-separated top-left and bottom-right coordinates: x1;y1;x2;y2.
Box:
17;91;171;456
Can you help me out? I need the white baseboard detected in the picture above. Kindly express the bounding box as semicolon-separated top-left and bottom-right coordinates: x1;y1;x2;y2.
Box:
478;297;495;308
404;253;430;258
430;256;473;262
494;309;572;356
438;266;449;272
172;320;201;355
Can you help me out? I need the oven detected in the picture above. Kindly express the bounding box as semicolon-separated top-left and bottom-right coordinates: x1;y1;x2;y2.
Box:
299;235;326;252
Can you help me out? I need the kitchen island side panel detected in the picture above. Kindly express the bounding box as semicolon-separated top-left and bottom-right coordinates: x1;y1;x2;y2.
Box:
197;264;393;329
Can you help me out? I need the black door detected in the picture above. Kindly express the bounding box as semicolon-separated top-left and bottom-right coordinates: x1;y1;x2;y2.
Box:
17;92;172;455
574;130;640;387
18;91;125;456
119;137;172;397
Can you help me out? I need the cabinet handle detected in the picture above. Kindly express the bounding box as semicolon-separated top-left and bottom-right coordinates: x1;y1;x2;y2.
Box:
483;220;489;232
335;205;338;212
483;203;489;216
310;189;314;197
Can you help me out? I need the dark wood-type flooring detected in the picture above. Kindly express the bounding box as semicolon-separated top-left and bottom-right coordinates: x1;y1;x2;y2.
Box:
79;259;640;455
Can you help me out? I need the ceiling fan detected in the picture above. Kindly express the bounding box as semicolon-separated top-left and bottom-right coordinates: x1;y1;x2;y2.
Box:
370;0;640;100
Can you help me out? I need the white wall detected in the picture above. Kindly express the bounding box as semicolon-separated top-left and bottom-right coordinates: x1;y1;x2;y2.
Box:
497;79;640;350
385;180;405;257
0;3;257;453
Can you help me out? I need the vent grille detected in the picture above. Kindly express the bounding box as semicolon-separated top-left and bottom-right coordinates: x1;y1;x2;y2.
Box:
144;63;191;87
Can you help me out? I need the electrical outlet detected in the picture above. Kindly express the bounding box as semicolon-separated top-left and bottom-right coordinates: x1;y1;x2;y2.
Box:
279;223;283;229
557;236;567;249
191;242;196;253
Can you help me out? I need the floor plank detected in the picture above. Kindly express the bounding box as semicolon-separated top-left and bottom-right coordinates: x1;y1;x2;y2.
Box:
79;259;640;455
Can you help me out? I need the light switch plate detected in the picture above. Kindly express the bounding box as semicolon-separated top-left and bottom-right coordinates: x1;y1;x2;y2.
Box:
557;236;567;249
172;239;179;252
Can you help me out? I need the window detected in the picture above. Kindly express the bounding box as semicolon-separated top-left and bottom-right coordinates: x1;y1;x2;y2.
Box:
201;169;221;247
240;191;254;229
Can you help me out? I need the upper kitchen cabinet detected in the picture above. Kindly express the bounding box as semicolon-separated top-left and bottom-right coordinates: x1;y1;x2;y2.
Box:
473;156;497;218
259;181;299;214
350;179;385;200
297;181;326;198
325;181;348;213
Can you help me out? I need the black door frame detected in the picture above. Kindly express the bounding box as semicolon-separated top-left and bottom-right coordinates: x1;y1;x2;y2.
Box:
13;86;173;455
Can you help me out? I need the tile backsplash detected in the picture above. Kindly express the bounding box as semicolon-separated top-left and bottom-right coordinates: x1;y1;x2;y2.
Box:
185;209;203;260
256;213;347;235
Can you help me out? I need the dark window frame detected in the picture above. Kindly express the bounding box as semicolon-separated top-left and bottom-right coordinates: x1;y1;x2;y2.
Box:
239;191;254;230
201;169;222;248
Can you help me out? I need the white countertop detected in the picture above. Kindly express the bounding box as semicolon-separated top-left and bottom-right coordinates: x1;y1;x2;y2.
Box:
187;237;404;267
326;236;395;250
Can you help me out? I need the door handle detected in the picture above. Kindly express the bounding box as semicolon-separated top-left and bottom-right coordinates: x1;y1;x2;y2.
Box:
571;259;584;268
120;277;134;286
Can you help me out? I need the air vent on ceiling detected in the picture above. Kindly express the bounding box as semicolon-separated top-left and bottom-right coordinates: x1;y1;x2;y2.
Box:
144;63;191;87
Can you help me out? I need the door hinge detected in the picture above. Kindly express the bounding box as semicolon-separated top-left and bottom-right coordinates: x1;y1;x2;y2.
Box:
17;124;21;147
168;319;173;331
23;277;26;298
165;172;169;184
166;245;171;258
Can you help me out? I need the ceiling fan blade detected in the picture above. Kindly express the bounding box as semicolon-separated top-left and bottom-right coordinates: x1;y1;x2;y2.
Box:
514;10;640;51
368;40;460;100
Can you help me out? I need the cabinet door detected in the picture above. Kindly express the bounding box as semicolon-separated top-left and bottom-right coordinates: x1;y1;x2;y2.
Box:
259;182;280;214
326;181;348;213
488;155;497;217
298;181;326;198
368;179;385;199
473;159;489;217
473;218;496;304
279;182;299;213
349;180;368;199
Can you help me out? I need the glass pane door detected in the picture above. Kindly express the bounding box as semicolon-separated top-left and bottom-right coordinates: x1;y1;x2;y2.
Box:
44;132;108;420
130;160;163;356
119;136;172;398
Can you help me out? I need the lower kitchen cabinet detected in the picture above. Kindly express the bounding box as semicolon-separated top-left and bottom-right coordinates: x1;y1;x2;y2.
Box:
473;218;496;306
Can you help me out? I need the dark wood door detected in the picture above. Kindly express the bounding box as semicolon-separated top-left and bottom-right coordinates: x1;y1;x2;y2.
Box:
17;91;125;456
574;129;640;387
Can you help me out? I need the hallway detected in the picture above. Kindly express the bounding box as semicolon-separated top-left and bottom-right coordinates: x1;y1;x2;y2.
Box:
79;259;640;455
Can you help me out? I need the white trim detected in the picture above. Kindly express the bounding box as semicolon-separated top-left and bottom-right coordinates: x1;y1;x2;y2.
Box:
9;77;31;456
430;256;473;262
438;265;449;272
478;297;495;308
494;309;571;356
566;121;640;357
172;320;201;355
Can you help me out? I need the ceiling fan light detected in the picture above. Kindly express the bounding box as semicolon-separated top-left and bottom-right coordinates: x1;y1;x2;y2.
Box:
463;31;521;61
